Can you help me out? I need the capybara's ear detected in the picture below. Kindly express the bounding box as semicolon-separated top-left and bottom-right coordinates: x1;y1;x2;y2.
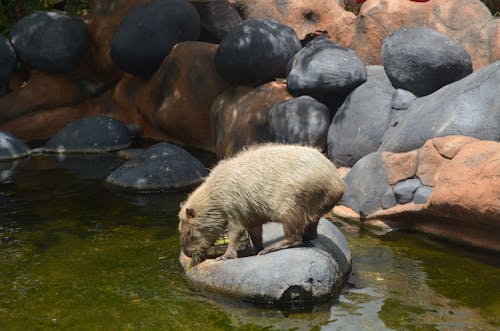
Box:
179;201;185;210
186;208;196;218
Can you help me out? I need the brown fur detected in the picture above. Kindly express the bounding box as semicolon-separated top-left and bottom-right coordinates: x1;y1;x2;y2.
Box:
178;143;345;266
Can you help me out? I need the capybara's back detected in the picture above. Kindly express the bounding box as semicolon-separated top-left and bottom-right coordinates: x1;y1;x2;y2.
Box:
203;144;343;226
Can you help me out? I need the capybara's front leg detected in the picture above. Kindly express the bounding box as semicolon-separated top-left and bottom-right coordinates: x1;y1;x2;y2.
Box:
247;225;263;254
216;226;244;261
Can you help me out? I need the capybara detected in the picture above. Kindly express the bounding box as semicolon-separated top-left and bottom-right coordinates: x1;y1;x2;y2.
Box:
178;143;345;266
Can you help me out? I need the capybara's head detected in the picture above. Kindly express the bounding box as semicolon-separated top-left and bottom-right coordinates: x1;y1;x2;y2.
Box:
178;203;215;267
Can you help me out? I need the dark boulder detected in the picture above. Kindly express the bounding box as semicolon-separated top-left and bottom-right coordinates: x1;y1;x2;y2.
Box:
105;143;207;192
0;131;30;161
339;152;391;215
380;61;500;153
193;0;243;42
393;178;422;204
0;37;16;93
9;11;87;73
44;115;131;153
110;0;200;76
328;66;394;167
381;26;473;97
215;18;301;85
287;36;367;100
180;218;352;305
269;96;330;147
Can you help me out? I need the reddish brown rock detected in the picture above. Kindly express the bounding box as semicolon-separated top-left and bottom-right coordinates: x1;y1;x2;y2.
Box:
229;0;356;46
416;140;449;186
338;136;500;252
432;135;478;159
382;150;418;185
350;0;498;70
84;0;148;81
211;81;292;157
136;41;228;151
0;71;85;124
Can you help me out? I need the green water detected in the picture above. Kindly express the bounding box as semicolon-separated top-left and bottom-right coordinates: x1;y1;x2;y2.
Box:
0;155;499;330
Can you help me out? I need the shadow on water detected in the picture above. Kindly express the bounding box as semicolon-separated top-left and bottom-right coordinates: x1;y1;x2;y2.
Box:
0;156;499;330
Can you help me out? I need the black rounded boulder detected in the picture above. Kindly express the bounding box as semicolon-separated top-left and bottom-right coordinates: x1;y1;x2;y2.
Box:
0;37;16;92
110;0;200;76
215;18;301;85
105;143;207;192
381;26;472;97
269;96;330;147
44;116;131;153
0;131;30;161
9;11;87;73
287;36;367;98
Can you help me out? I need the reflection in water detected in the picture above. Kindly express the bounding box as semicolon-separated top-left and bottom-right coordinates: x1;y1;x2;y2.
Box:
0;157;499;330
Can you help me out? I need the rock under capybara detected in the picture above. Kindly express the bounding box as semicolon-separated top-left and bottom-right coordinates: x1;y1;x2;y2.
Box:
178;143;345;266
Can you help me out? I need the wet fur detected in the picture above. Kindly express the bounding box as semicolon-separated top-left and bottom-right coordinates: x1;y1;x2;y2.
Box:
178;143;345;266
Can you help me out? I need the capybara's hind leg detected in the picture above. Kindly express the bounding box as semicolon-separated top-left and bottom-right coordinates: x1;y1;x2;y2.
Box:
247;225;263;254
258;220;303;255
303;217;319;241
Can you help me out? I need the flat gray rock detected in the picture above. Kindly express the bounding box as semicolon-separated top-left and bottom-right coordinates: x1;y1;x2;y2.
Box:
44;116;131;153
106;143;207;192
380;61;500;153
180;218;352;304
0;131;30;161
328;66;394;167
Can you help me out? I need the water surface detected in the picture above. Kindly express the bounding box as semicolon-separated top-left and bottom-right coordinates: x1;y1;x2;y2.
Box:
1;155;499;330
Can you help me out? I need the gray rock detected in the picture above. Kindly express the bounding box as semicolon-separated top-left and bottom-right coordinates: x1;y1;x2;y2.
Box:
9;11;87;73
215;18;301;85
382;26;472;97
105;143;207;192
413;185;433;204
0;131;30;161
111;0;200;76
380;61;500;153
393;178;422;204
287;36;367;99
339;152;391;215
381;188;397;209
180;218;352;304
269;96;330;147
44;115;131;153
391;89;417;110
0;37;16;89
328;66;394;167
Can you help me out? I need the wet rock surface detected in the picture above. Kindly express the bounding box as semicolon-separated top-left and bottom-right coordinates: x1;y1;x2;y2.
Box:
105;142;207;192
0;131;30;161
180;218;352;304
44;115;131;153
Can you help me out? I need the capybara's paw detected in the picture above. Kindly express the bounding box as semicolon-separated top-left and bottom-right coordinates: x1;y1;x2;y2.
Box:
257;247;271;256
216;250;237;261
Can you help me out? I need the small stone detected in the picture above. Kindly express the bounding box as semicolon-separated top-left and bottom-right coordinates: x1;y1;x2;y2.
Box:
391;89;417;110
393;178;422;204
381;188;396;209
414;185;433;204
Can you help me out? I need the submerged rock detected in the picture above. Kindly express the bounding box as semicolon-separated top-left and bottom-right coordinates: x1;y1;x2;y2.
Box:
105;143;207;192
9;11;88;73
0;131;30;161
44;115;131;153
180;218;352;304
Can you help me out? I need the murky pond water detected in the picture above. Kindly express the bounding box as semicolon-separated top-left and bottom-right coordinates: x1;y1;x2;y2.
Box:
1;155;499;330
